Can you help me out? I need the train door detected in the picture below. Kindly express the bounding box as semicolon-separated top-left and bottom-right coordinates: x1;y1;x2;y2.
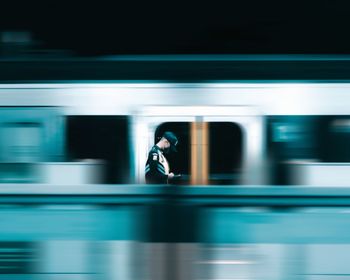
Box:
203;107;265;185
133;106;265;185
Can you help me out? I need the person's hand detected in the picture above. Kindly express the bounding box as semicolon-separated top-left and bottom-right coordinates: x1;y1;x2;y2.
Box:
168;172;175;179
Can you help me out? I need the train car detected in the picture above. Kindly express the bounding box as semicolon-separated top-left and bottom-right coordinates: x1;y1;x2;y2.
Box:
1;55;350;186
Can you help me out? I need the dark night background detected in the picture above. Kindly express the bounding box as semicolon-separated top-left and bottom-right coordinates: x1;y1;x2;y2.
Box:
1;0;349;56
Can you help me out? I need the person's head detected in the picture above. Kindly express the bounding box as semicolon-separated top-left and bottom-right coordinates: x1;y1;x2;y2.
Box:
157;131;178;154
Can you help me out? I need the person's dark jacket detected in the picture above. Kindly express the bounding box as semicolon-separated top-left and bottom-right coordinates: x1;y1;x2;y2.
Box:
145;145;169;184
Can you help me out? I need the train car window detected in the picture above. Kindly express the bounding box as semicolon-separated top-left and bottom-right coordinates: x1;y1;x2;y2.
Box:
208;122;243;185
1;122;42;163
155;123;190;185
267;116;318;185
268;116;350;186
66;116;130;184
0;107;64;183
318;117;350;162
0;107;64;163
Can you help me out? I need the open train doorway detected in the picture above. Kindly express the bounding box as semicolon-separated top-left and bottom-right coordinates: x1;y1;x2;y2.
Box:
154;122;243;185
133;106;264;185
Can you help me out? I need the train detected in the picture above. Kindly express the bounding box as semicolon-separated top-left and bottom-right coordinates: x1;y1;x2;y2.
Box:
1;55;350;280
1;55;350;186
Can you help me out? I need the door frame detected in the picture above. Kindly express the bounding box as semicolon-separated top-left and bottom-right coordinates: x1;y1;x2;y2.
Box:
132;106;265;185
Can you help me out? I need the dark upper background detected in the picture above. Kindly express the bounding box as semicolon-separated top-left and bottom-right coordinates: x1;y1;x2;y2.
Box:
0;0;349;56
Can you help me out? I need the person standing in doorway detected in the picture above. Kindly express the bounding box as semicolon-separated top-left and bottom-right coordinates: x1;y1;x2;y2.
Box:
145;131;178;184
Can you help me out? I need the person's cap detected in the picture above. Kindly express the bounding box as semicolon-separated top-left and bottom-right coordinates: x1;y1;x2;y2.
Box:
163;131;178;152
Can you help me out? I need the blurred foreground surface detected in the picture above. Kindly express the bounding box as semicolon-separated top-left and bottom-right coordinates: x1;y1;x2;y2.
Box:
0;185;349;280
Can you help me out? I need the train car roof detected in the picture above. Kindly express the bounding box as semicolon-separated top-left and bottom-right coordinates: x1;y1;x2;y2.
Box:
2;54;350;82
